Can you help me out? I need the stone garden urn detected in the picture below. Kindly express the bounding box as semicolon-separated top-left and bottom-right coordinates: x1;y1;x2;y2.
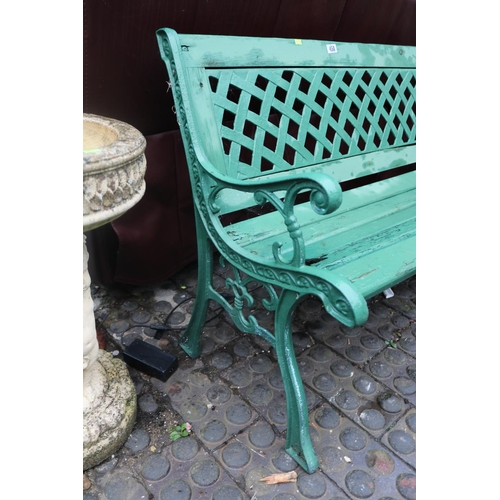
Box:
83;113;147;470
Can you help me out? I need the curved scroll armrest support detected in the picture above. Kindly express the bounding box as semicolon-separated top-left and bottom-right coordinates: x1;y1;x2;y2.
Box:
199;154;343;267
207;168;343;217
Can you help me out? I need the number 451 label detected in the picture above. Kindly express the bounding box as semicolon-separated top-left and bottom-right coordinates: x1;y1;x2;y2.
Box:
326;44;337;54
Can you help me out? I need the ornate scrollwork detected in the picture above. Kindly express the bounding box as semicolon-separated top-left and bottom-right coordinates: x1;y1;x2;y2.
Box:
254;190;305;267
217;257;278;345
224;266;258;331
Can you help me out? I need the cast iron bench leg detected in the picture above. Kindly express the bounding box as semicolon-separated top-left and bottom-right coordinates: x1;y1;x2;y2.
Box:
275;289;319;474
179;213;213;358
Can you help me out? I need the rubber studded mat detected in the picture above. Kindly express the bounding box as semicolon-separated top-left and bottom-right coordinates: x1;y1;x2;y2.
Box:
84;257;416;500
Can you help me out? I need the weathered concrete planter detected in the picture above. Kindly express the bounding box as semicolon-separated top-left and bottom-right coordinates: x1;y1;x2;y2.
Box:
83;114;147;470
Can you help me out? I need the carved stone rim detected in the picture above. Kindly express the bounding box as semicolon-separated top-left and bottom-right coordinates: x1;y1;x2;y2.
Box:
83;113;146;175
83;114;147;231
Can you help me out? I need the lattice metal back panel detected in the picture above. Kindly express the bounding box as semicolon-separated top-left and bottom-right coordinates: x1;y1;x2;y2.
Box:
207;68;416;179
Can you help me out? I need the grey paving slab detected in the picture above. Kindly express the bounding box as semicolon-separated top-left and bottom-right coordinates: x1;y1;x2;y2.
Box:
381;408;416;469
220;354;320;433
367;350;416;406
298;347;410;441
310;402;416;499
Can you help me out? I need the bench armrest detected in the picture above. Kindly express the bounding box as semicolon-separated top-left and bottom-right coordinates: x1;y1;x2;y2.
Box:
198;153;343;267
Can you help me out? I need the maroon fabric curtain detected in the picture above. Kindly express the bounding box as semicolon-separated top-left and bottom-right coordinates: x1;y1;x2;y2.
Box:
84;0;416;286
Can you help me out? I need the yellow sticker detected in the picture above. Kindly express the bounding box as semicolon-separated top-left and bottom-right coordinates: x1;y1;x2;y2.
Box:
294;39;302;45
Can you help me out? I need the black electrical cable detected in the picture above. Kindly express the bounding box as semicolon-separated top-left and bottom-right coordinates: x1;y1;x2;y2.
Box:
96;284;265;343
151;293;232;339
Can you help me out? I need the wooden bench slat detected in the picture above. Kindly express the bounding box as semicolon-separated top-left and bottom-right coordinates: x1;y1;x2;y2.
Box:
226;176;415;299
309;206;416;268
215;146;415;215
235;201;415;292
333;236;416;298
225;171;416;245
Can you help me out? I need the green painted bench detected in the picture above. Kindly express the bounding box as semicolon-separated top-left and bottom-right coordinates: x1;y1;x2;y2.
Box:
156;28;416;473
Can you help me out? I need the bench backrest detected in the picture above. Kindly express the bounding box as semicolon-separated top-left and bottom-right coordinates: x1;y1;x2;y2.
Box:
157;29;416;211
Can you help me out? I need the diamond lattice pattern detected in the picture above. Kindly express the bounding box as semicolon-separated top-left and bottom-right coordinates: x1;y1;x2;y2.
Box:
207;68;416;179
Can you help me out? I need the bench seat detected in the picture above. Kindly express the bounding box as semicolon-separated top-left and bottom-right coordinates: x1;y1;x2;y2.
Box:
226;170;415;299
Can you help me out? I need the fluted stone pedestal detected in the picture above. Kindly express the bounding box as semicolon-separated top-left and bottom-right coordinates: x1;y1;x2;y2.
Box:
83;114;146;470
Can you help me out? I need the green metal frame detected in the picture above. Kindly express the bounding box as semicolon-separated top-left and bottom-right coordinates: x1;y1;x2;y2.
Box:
156;28;416;473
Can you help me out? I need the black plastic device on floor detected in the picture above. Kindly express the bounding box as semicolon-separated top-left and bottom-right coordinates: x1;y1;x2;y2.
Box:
122;339;178;382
